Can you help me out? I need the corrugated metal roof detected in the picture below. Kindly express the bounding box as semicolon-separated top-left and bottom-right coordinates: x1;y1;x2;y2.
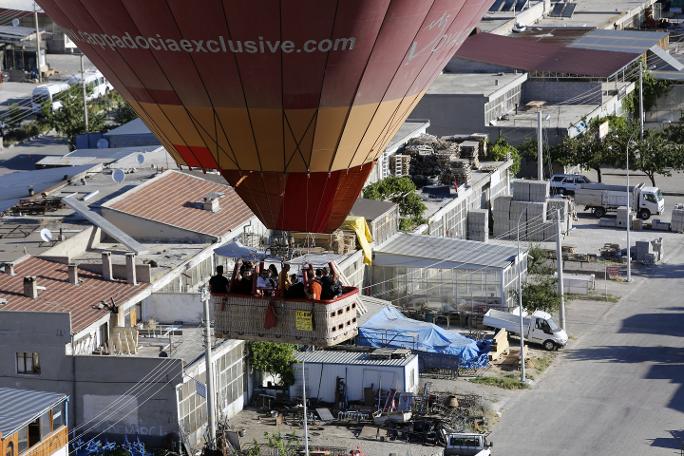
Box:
570;29;667;54
104;118;152;137
0;257;148;333
0;387;67;437
105;170;253;237
374;233;518;269
295;350;416;367
455;33;639;78
349;199;397;221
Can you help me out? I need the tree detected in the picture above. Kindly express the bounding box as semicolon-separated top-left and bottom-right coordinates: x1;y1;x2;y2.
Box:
363;176;427;231
629;131;684;187
43;86;106;148
519;278;562;314
109;91;138;126
622;68;670;116
490;137;521;175
248;341;296;387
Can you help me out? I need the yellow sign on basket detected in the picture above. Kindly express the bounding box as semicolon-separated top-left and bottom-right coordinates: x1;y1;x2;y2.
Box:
295;311;313;331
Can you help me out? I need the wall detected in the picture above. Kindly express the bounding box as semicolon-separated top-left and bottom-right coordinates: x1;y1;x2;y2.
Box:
289;361;412;403
522;81;602;105
410;95;486;137
100;208;214;244
106;134;161;149
142;293;203;325
646;84;684;125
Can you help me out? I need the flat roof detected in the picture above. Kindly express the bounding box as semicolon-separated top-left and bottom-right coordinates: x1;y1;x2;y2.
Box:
374;233;518;270
427;73;527;97
455;32;639;78
532;0;657;29
386;120;430;151
295;350;417;367
0;256;148;333
35;146;162;168
104;170;253;238
349;199;397;222
569;29;667;54
0;387;67;437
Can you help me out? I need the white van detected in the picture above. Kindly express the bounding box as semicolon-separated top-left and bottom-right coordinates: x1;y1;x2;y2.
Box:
68;70;113;101
31;82;71;114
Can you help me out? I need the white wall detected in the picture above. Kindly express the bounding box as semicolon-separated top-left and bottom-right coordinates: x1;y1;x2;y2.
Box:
290;361;414;403
142;292;203;324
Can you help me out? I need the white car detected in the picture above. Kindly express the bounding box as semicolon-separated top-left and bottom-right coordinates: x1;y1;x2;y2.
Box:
550;173;591;195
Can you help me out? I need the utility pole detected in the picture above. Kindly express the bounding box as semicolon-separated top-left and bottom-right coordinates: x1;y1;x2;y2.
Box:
556;209;566;330
517;212;526;384
80;54;89;131
33;1;42;83
537;110;543;180
639;60;644;140
626;142;632;282
201;286;217;450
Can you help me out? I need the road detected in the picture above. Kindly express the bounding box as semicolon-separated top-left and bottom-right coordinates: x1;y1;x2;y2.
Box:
490;239;684;454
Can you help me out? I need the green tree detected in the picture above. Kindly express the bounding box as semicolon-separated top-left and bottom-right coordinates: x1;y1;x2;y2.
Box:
363;176;427;231
527;244;552;275
520;278;562;314
490;137;521;175
622;68;671;116
43;86;106;148
109;91;138;126
248;341;296;386
629;131;684;187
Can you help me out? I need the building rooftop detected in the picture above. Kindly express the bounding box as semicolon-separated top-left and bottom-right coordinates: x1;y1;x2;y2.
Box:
0;256;148;333
427;73;527;96
569;29;667;54
374;233;519;269
532;0;656;29
455;32;639;78
386;120;431;152
35;146;163;168
0;387;67;437
104;118;153;137
295;349;417;367
349;199;397;222
103;170;253;238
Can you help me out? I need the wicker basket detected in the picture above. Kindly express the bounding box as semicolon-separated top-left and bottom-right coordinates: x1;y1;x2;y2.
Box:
212;288;359;347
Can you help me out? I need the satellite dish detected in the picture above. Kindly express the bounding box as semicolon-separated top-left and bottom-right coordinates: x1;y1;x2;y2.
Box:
11;18;20;27
136;153;145;165
96;138;109;149
39;228;53;243
112;169;126;184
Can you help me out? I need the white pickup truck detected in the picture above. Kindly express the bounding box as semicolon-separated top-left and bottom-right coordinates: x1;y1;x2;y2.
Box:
483;309;567;351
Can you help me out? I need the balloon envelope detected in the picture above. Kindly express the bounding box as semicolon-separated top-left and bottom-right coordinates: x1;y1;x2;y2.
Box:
37;0;492;232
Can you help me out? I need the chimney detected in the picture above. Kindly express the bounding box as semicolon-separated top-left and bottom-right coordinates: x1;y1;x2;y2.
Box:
203;192;222;213
101;251;113;281
23;276;38;299
6;262;15;276
68;263;79;285
125;253;137;285
494;79;499;86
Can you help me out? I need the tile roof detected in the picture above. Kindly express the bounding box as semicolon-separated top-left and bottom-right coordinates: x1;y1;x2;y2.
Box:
0;387;67;437
0;257;147;333
455;32;639;78
105;171;253;237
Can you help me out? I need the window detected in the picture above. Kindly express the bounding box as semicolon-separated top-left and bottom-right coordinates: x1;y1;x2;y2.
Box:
16;352;40;375
28;418;40;448
52;403;65;429
17;427;28;454
6;442;14;456
40;411;51;437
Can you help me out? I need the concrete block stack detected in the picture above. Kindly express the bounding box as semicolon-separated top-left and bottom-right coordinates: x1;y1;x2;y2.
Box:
616;206;633;228
467;209;489;242
492;195;513;238
651;218;671;231
671;204;684;233
546;197;573;234
511;180;530;202
635;238;663;264
528;180;551;203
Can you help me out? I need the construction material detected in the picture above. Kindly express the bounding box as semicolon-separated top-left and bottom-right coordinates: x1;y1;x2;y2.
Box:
671;204;684;233
635;238;664;264
467;209;489;242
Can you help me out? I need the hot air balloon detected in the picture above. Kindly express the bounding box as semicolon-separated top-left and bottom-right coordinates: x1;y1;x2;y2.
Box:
36;0;492;233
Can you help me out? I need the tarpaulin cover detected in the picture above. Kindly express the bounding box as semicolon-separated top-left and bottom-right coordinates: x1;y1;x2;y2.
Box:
342;216;373;266
214;241;279;262
357;307;482;364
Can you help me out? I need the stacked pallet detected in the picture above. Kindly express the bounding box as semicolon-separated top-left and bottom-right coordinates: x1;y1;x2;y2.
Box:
452;159;472;186
459;140;480;169
467;209;489;242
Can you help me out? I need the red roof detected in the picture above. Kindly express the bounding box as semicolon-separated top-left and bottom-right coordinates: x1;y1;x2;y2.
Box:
455;33;639;78
0;257;147;333
105;171;253;237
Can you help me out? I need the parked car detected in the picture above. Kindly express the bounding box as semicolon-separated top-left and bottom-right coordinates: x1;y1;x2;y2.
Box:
550;173;591;195
444;432;493;456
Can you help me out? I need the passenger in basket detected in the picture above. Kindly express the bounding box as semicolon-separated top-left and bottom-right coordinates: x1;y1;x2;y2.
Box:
208;265;229;294
278;263;292;291
236;261;254;295
268;264;279;281
305;269;322;300
257;269;276;296
320;266;343;300
285;273;306;299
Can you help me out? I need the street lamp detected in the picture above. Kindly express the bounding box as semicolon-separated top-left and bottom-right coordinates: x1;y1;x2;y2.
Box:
610;133;638;282
516;211;526;384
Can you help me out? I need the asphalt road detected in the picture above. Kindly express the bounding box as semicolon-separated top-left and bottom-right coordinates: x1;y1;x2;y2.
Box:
490;240;684;454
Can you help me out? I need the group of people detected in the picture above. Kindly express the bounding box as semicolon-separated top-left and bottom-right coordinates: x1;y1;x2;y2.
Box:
209;261;344;301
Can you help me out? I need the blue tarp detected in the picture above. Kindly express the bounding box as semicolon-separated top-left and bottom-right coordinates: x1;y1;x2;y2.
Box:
357;307;483;365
